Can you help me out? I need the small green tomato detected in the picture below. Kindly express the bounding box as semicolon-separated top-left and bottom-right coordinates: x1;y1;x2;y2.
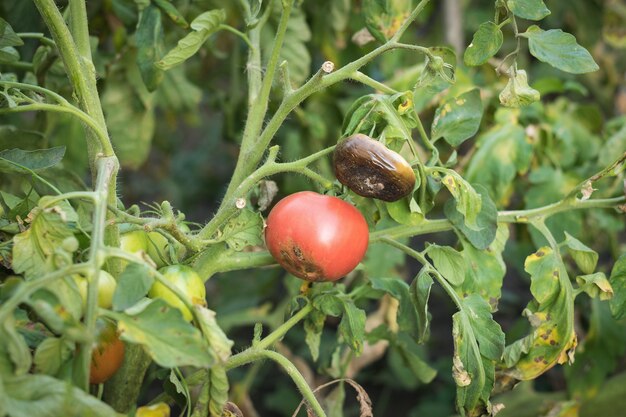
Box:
74;270;117;309
148;265;206;321
120;230;149;269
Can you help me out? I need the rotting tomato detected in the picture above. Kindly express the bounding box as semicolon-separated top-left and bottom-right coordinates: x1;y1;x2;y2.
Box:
90;318;124;385
264;191;369;282
148;265;206;321
333;134;416;202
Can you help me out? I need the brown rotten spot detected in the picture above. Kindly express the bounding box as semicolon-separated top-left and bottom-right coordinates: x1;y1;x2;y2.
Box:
333;134;416;202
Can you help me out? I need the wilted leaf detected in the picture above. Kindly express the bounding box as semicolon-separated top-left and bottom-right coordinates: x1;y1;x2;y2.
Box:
363;0;412;43
563;233;598;275
499;70;541;107
502;247;576;380
576;272;613;300
12;207;74;280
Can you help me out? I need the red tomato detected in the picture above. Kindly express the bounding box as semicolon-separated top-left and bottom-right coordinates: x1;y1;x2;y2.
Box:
264;191;369;282
89;319;125;384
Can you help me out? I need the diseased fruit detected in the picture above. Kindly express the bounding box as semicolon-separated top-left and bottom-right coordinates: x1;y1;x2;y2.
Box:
264;191;369;282
90;319;125;384
148;265;206;321
333;134;416;202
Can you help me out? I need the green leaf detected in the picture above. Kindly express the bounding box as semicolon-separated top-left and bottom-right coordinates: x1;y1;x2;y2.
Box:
526;246;561;304
439;168;483;231
507;0;551;21
457;224;509;311
461;294;505;361
363;0;412;43
464;22;503;66
0;46;19;63
33;337;72;376
386;196;423;226
369;276;418;336
157;10;225;70
445;184;498;250
220;208;263;251
0;313;32;375
410;270;433;343
465;120;532;205
499;70;541;107
563;300;626;398
262;5;312;87
102;56;155;170
110;299;213;368
394;332;437;383
153;0;188;27
12;207;74;280
190;9;226;31
0;18;24;48
609;255;626;319
112;263;154;311
339;299;366;354
520;26;599;74
0;147;65;174
304;309;325;361
576;272;613;300
502;247;576;380
135;4;165;92
451;312;484;411
431;89;484;147
426;244;465;286
208;366;229;417
563;233;598;275
1;374;119;417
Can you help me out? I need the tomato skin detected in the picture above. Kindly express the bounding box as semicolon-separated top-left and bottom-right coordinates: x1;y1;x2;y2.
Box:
89;319;125;384
264;192;369;282
148;265;206;321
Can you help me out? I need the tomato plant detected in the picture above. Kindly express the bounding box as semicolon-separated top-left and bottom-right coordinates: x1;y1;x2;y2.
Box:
89;319;125;385
0;0;625;416
265;191;369;281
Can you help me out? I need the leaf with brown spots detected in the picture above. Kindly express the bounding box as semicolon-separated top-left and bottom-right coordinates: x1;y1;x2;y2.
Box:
501;247;576;380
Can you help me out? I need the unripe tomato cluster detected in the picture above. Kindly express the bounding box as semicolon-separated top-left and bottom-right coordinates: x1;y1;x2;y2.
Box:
265;134;415;282
87;226;203;385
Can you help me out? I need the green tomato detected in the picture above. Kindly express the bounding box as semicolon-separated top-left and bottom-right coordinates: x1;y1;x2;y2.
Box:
148;265;206;321
74;271;117;309
120;230;149;269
